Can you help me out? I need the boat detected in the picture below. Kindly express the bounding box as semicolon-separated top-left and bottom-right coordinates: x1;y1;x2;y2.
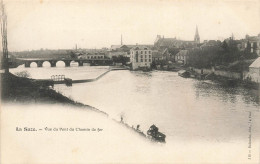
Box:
147;125;166;143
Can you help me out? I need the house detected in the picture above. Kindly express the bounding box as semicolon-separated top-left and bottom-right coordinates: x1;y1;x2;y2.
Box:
175;50;190;65
81;52;105;59
240;34;260;56
152;51;163;61
109;44;154;59
152;48;172;62
109;45;137;58
130;46;153;70
247;57;260;83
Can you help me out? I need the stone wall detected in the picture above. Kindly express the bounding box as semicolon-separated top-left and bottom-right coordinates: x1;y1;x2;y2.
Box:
193;68;241;79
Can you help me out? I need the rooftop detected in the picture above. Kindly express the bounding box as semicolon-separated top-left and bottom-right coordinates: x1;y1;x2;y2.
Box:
249;57;260;68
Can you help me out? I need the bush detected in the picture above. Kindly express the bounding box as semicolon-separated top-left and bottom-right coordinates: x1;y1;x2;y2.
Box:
14;70;31;78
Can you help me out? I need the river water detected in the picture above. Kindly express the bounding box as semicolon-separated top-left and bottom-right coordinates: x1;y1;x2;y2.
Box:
10;66;260;146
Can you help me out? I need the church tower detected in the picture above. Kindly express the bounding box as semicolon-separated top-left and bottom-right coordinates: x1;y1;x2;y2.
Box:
194;26;200;44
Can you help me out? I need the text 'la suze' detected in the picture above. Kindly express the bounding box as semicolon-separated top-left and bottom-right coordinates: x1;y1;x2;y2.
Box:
16;127;37;131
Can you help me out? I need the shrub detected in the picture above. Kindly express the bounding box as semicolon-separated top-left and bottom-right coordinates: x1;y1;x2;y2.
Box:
14;70;31;78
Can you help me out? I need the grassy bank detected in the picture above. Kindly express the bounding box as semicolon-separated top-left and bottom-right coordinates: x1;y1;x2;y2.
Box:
1;72;107;115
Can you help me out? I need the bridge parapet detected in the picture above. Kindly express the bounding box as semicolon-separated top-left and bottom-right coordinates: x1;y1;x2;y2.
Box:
17;58;112;68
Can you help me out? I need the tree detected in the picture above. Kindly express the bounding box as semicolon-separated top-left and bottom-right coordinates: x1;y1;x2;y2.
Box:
112;55;129;65
70;51;77;59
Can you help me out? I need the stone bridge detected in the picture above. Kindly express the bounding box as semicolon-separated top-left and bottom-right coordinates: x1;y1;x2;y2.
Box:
16;58;112;67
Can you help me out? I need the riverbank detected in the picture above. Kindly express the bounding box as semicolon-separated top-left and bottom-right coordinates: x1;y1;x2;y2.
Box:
1;72;106;115
185;68;260;89
153;64;259;89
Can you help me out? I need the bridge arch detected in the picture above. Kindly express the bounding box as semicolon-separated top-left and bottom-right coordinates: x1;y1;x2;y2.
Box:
56;61;66;67
70;60;79;67
30;62;37;68
42;61;51;67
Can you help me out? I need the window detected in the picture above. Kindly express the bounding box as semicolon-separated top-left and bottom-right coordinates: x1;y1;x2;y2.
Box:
145;59;147;62
145;51;147;54
141;55;143;58
145;55;147;58
141;59;143;62
149;59;151;62
141;51;143;54
149;55;151;58
149;51;151;54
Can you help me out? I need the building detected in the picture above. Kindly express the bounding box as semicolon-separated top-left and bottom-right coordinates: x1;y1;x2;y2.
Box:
80;52;105;59
200;40;222;49
240;34;260;56
154;26;200;49
130;46;153;70
109;44;153;59
152;48;173;62
152;51;164;61
247;57;260;83
175;50;190;65
109;45;132;58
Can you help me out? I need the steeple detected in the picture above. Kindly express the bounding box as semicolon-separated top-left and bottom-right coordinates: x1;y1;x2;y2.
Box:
194;25;200;44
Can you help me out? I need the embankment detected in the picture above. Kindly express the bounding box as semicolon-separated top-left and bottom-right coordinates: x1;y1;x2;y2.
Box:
0;72;107;115
189;68;259;88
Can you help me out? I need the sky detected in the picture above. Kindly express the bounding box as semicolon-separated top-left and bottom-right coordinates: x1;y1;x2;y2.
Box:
3;0;260;51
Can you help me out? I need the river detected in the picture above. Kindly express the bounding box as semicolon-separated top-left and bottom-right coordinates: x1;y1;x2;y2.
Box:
10;66;260;154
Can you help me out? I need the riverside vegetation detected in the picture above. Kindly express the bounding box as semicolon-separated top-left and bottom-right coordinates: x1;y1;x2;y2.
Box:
1;72;107;115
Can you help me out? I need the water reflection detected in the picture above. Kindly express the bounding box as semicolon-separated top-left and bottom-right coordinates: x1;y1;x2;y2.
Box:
193;81;259;108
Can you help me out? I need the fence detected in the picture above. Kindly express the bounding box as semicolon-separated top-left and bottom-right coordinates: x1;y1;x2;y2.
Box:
51;75;65;81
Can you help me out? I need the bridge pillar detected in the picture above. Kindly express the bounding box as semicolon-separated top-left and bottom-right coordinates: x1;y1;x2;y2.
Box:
50;61;56;67
37;61;43;67
65;61;70;67
25;62;30;68
78;60;83;66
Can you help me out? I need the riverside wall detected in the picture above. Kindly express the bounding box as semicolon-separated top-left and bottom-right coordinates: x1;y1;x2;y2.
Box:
193;68;241;80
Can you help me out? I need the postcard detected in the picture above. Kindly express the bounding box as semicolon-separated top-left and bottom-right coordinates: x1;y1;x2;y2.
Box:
1;0;260;163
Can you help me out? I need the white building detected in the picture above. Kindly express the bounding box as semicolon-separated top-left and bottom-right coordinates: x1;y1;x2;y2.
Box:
247;57;260;83
130;46;152;70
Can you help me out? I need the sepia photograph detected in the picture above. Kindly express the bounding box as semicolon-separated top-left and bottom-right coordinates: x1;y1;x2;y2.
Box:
1;0;260;163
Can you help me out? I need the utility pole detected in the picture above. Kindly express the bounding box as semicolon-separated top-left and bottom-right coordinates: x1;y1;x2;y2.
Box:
1;0;9;73
121;34;123;45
